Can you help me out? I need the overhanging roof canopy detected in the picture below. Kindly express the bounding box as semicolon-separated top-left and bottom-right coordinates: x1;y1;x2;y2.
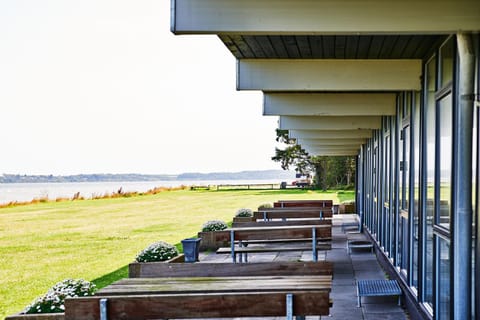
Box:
238;59;422;91
172;0;480;35
264;93;396;116
171;0;479;156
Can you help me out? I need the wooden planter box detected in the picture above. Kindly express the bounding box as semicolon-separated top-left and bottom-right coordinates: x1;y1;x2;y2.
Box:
197;230;229;251
339;204;356;214
129;254;185;277
5;313;65;320
232;217;255;223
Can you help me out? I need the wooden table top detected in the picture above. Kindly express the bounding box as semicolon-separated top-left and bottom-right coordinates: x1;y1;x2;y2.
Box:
97;275;332;296
229;225;331;232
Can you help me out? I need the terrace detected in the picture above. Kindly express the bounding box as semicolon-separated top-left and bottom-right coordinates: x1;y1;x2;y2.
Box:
198;214;407;320
59;210;408;320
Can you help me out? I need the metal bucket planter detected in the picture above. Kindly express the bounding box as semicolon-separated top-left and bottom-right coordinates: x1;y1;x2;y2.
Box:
181;238;202;262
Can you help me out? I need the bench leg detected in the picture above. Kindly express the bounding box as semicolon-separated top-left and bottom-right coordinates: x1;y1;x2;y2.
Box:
231;230;236;263
286;293;293;320
296;316;306;320
100;298;108;320
357;286;361;307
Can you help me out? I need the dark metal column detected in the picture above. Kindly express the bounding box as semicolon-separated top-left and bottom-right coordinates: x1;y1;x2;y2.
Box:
452;32;475;320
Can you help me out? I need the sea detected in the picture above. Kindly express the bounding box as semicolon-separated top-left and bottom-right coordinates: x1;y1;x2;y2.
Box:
0;179;286;205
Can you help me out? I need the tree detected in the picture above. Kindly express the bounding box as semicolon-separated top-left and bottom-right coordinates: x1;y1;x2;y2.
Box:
271;129;356;190
271;129;312;174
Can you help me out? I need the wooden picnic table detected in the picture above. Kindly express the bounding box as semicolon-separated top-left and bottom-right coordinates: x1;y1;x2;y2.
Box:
217;225;332;262
254;209;333;220
274;200;333;208
232;218;332;228
129;261;333;278
96;276;332;295
228;224;332;241
65;276;332;319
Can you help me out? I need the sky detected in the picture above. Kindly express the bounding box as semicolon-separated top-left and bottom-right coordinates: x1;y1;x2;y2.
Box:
0;0;281;175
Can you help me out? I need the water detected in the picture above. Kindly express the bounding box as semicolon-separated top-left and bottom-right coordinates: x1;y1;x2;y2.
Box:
0;179;285;204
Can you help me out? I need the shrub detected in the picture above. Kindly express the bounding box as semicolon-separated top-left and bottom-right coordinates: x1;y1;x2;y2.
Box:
201;220;228;232
258;203;273;209
135;240;179;262
235;208;253;217
23;279;96;314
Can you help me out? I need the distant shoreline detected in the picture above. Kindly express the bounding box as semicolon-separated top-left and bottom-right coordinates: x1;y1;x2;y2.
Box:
0;178;295;206
0;170;295;184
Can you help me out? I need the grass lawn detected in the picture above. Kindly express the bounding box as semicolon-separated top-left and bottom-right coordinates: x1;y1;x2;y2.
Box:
0;188;354;318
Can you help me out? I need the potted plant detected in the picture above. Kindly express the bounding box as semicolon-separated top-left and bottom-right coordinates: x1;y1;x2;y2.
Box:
129;240;184;277
197;220;229;251
232;208;255;223
6;279;96;320
135;240;180;263
258;203;273;210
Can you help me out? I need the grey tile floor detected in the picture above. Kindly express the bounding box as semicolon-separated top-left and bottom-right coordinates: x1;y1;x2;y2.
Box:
197;215;409;320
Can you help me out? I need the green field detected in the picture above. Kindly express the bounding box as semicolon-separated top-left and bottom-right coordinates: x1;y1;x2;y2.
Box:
0;188;354;318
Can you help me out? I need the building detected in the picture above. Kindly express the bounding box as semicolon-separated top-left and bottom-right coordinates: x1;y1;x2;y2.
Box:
170;1;480;319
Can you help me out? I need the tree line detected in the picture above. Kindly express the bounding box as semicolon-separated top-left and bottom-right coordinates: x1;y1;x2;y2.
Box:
271;129;356;190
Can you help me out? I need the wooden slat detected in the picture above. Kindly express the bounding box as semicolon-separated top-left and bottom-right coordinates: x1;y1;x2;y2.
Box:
309;35;324;58
65;291;332;319
129;261;333;278
282;35;301;58
255;35;277;57
356;35;372;59
367;35;385;58
270;35;289;58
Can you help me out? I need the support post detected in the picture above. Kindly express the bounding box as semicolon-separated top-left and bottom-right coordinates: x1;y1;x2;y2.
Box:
230;230;236;263
312;227;318;262
100;298;108;320
452;32;474;320
286;293;293;320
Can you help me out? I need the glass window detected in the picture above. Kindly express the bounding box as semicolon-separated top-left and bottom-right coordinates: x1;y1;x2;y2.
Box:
440;37;455;88
399;125;404;210
425;56;437;306
403;125;411;210
412;91;421;289
437;93;452;230
437;236;451;319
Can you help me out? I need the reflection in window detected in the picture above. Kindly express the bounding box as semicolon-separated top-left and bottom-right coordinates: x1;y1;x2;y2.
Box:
425;57;436;306
437;94;452;230
412;92;421;288
437;237;451;319
440;37;454;88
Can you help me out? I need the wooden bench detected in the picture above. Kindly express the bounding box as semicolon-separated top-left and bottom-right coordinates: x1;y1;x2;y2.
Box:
274;200;333;208
254;209;333;221
129;261;333;278
65;276;333;320
348;240;373;253
216;225;332;263
357;279;402;307
341;215;360;233
217;243;331;262
232;218;332;228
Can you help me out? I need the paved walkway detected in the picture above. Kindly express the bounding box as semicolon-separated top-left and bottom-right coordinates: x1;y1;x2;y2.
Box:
198;214;409;320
